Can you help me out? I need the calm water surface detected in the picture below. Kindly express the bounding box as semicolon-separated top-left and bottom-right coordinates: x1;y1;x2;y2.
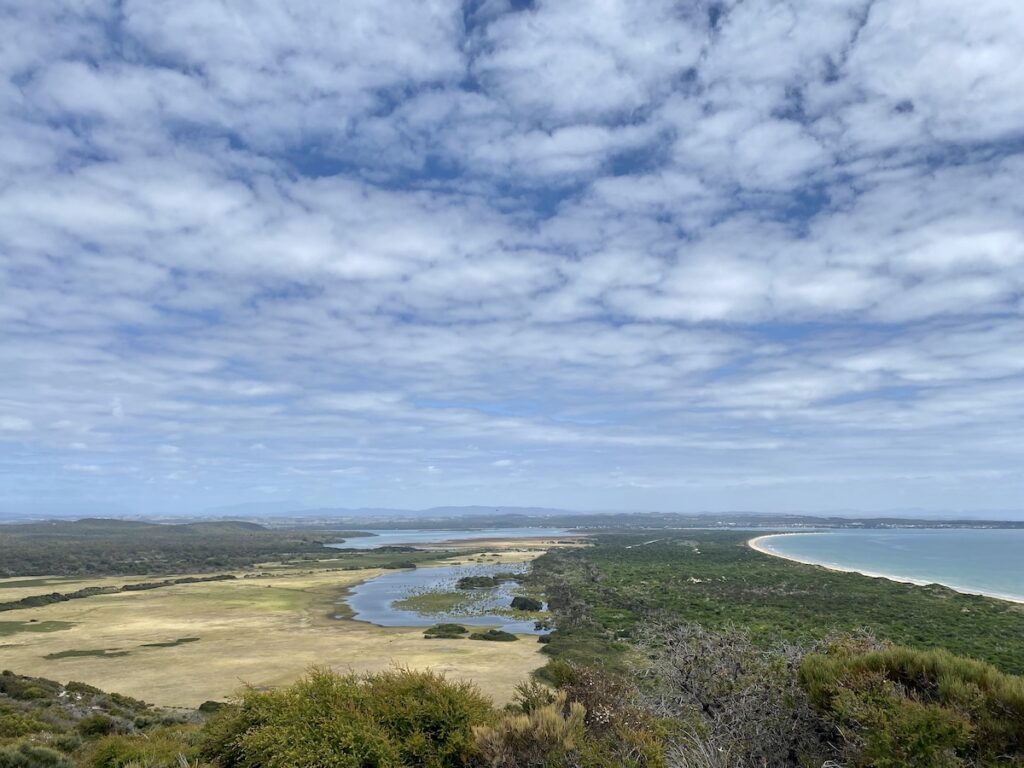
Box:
757;528;1024;602
330;527;572;550
342;562;542;634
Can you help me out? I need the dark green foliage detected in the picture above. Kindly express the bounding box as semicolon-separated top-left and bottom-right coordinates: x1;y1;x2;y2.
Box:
801;643;1024;766
140;636;201;648
424;623;469;638
0;673;63;701
0;519;340;577
456;573;519;589
200;668;493;768
469;629;518;642
43;649;130;660
530;531;1024;673
0;576;236;614
457;575;501;589
0;704;48;737
76;714;117;737
49;732;82;754
0;621;74;638
81;725;204;768
0;743;73;768
510;596;542;611
384;561;419;569
0;670;190;765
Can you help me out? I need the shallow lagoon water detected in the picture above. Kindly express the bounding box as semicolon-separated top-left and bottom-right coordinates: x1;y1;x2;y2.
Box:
330;527;572;550
343;562;542;634
756;528;1024;603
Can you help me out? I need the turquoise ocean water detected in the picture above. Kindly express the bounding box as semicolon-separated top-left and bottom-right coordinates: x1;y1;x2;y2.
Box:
756;528;1024;602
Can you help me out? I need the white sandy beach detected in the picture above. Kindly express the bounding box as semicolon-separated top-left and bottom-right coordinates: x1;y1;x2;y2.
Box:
747;533;1024;606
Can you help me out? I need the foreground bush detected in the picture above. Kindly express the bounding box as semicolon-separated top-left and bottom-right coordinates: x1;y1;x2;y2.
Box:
471;673;664;768
541;661;666;767
200;668;492;768
801;643;1024;767
0;743;73;768
472;691;585;767
637;624;830;768
82;725;205;768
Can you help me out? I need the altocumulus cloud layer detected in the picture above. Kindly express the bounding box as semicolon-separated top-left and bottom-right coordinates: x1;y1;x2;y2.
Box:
1;0;1023;517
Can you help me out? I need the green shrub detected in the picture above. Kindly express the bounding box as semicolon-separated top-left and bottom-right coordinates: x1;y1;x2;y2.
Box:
510;680;559;713
49;732;82;754
0;673;61;701
471;692;585;767
76;714;117;737
0;706;48;738
541;661;666;767
200;667;493;768
82;725;202;768
510;596;543;611
457;576;500;589
0;743;73;768
424;623;468;639
801;644;1024;766
469;629;518;642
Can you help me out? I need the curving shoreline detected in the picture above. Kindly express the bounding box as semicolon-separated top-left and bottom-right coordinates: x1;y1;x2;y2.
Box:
747;533;1024;606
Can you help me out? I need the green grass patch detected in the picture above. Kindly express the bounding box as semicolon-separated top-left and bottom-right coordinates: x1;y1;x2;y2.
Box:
0;620;74;638
268;548;464;573
43;648;130;660
392;591;473;614
139;636;201;648
0;578;63;590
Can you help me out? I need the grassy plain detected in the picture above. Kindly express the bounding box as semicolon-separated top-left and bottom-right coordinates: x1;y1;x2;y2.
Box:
0;545;557;708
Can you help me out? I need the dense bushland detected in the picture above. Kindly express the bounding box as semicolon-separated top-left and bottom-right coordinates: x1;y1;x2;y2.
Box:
529;532;1024;766
529;531;1024;673
0;519;346;576
1;667;669;767
802;642;1024;767
0;670;197;768
8;528;1024;766
7;642;1024;766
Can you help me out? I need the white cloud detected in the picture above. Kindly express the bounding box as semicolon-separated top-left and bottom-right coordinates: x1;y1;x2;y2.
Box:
0;416;32;432
1;0;1022;516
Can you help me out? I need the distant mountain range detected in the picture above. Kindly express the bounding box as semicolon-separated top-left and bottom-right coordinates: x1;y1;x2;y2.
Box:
2;502;1022;526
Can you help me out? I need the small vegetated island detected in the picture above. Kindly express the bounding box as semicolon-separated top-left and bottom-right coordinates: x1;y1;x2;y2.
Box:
3;521;1024;766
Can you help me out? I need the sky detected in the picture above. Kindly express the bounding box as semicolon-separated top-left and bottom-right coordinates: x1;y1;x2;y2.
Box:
1;0;1023;519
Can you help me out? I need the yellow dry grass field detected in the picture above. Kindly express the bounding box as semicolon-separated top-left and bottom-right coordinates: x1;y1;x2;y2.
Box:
0;548;551;708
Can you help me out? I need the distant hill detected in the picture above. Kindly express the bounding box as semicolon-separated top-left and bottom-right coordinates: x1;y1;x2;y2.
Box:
1;518;268;537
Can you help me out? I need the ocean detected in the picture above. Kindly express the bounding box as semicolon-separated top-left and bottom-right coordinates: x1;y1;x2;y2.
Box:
754;528;1024;603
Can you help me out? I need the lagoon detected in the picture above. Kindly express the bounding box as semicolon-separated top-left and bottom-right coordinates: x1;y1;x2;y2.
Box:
341;562;542;634
330;526;572;550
